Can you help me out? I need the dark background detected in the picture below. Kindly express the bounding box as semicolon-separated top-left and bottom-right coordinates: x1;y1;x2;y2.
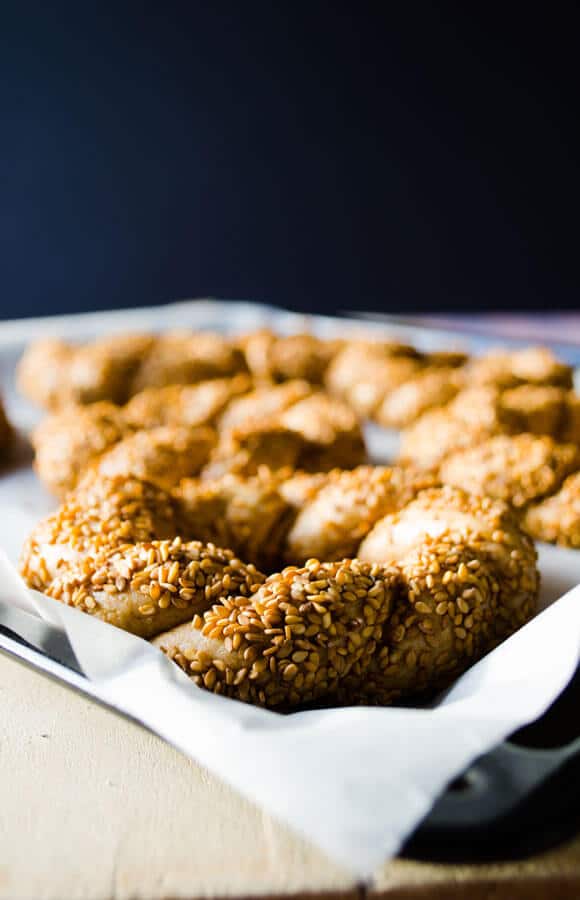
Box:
1;3;578;320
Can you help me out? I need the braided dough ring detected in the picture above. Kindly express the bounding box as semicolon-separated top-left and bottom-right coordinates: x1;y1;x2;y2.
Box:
45;538;265;639
154;559;394;707
31;379;365;496
21;464;539;708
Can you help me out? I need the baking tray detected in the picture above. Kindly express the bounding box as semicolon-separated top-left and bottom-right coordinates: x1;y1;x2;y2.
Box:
1;299;579;864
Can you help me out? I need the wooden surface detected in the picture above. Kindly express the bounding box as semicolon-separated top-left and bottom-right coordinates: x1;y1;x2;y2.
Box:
1;652;580;900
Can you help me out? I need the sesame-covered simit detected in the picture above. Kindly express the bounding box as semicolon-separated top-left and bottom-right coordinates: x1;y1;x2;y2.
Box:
284;465;438;564
238;330;343;384
32;402;128;497
20;474;180;591
340;541;503;705
358;485;539;639
175;471;295;571
94;425;217;490
524;472;580;548
439;433;580;509
45;538;266;639
153;558;395;708
376;367;464;429
123;375;253;430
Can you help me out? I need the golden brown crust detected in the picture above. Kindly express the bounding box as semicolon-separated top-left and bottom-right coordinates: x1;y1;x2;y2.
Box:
23;466;541;707
218;380;313;432
466;346;573;390
153;558;395;708
340;541;502;705
239;330;342;384
376;368;464;429
123;375;252;430
32;402;128;496
20;474;179;591
94;425;217;490
201;423;305;481
175;471;295;570
130;331;246;393
17;338;76;409
17;335;155;409
284;466;438;564
326;347;421;418
45;538;266;639
524;472;580;548
358;486;539;699
498;385;567;436
439;433;580;509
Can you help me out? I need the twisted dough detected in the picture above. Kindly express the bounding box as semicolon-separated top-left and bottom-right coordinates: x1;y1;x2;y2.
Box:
21;467;539;708
32;379;366;496
17;332;244;409
399;385;580;469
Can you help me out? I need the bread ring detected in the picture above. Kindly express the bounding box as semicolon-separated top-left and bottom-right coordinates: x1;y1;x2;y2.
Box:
175;471;295;570
218;380;313;432
439;434;579;510
20;474;179;591
524;472;580;548
239;330;342;384
340;541;502;705
123;375;253;430
153;558;395;708
32;402;128;496
284;466;438;564
31;379;365;496
22;468;540;707
465;347;573;390
130;331;246;394
45;538;266;639
94;425;217;490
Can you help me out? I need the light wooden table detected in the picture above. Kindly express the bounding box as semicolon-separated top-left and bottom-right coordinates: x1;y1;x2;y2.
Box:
1;653;579;900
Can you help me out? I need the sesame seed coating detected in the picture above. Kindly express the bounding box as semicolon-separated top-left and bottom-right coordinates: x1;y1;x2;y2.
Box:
17;338;75;409
32;402;128;496
94;425;217;490
123;375;253;430
376;367;464;429
46;538;266;639
358;485;539;642
284;466;438;564
153;558;395;708
20;474;179;591
328;350;421;419
201;423;306;481
341;537;530;705
239;330;343;384
466;347;573;390
218;380;314;432
439;434;580;509
524;472;580;548
17;334;155;409
130;331;247;394
398;394;503;469
498;385;567;437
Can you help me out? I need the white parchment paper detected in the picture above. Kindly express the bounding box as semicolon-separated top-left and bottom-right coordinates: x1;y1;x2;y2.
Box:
1;299;579;877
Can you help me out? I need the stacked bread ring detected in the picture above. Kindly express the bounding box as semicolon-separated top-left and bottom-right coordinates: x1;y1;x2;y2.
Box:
30;378;366;497
20;466;540;709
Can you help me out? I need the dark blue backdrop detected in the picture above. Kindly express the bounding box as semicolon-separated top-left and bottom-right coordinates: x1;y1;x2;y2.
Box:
1;3;578;319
